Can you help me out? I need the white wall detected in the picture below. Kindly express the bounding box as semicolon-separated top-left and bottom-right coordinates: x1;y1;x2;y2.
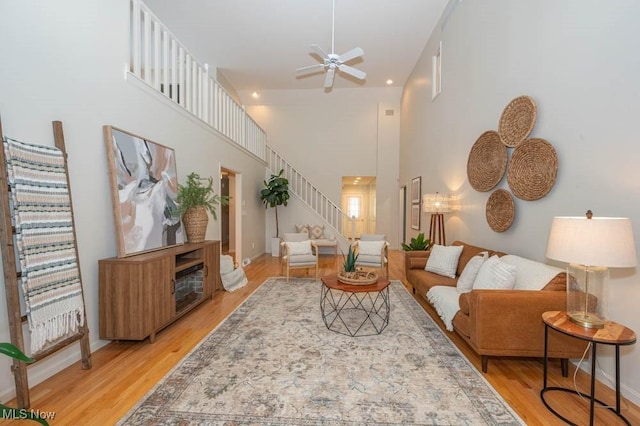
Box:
0;0;266;401
401;0;640;403
245;88;401;249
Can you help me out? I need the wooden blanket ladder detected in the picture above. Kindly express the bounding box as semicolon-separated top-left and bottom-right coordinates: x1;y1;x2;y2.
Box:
0;119;92;409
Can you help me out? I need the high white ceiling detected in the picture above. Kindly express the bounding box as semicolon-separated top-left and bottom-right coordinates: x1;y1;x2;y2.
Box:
144;0;448;92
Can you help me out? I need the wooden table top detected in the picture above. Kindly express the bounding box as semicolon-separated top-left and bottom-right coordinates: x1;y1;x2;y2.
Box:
321;273;390;293
542;311;636;345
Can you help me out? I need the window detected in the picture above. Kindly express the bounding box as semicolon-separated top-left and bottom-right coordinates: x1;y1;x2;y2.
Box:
432;41;442;100
346;196;361;219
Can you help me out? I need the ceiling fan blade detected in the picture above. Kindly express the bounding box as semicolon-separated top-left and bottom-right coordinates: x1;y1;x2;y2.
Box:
338;47;364;63
324;67;336;88
310;44;329;58
338;64;366;80
296;64;325;76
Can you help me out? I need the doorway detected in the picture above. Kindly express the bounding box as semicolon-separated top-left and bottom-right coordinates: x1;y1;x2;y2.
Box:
220;167;242;263
341;176;376;240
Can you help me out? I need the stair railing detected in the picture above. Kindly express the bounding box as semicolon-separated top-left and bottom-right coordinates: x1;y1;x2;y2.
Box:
266;144;355;243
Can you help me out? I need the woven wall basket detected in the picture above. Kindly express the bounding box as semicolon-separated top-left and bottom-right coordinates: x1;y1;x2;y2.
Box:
182;206;208;243
498;96;537;147
486;189;515;232
467;130;508;192
507;138;558;201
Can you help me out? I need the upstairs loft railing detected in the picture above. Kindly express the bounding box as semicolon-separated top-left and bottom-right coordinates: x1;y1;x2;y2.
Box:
266;145;355;242
128;0;266;160
129;0;352;243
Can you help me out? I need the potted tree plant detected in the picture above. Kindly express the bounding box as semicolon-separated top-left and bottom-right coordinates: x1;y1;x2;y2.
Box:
401;232;430;251
260;169;289;256
177;172;229;243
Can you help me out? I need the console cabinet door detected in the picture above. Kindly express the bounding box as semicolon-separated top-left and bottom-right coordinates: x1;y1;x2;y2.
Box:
153;256;174;331
203;241;221;297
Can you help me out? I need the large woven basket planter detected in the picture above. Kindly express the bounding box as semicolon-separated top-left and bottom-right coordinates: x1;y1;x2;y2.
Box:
182;206;208;243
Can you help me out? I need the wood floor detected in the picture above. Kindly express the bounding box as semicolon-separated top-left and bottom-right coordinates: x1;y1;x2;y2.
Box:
6;250;640;425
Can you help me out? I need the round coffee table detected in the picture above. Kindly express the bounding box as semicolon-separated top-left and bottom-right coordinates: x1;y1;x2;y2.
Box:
320;273;390;337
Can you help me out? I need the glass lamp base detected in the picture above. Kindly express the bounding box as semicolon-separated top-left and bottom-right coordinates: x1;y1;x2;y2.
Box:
568;311;604;329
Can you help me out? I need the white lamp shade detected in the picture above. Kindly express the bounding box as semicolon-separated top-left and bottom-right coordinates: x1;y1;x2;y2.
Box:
546;216;637;267
422;193;450;213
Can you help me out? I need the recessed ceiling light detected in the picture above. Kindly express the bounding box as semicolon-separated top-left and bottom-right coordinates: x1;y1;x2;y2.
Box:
386;79;393;85
251;91;260;99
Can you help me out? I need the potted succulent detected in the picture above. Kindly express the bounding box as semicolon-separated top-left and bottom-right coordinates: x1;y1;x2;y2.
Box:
177;172;229;243
0;343;48;425
342;245;359;274
260;169;289;256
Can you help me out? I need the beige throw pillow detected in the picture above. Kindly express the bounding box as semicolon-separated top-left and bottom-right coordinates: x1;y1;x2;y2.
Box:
456;251;488;293
357;240;385;256
472;255;517;290
285;240;312;256
425;244;464;279
308;224;325;239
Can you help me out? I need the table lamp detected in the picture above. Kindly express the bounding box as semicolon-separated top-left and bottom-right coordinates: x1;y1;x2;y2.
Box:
545;210;637;328
422;192;450;246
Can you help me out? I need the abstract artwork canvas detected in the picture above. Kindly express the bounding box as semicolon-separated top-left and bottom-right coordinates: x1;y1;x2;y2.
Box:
103;126;184;257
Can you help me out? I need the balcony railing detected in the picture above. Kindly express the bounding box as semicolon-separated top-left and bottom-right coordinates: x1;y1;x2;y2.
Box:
128;0;266;160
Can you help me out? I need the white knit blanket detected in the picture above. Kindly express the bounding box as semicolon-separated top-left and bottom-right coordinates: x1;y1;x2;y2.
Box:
220;255;248;292
4;137;85;354
426;286;461;331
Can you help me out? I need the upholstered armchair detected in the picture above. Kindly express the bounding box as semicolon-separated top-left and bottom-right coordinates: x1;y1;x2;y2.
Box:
281;233;319;282
353;234;389;277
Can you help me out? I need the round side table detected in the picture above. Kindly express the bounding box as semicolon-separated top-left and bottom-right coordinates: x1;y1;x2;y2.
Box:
541;311;636;426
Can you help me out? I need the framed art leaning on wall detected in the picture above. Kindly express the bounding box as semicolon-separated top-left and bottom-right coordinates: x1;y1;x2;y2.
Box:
103;126;184;257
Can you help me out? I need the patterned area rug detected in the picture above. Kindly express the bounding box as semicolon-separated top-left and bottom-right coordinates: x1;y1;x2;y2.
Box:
121;278;524;425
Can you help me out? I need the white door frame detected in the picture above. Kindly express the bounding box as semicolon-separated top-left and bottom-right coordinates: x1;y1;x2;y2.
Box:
219;164;242;263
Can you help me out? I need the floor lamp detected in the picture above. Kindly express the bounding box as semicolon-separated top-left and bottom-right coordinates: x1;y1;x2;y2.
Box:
545;210;637;328
422;193;450;246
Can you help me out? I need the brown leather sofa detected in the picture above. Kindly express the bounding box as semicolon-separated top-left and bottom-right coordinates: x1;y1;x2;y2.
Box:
404;241;588;374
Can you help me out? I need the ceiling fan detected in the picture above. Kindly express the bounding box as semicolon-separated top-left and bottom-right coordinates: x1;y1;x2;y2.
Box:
295;0;366;89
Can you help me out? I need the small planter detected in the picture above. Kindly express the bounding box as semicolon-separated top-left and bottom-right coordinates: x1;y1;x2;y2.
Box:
182;206;208;243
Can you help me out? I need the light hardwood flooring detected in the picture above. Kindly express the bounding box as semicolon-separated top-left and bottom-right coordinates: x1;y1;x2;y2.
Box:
5;251;640;425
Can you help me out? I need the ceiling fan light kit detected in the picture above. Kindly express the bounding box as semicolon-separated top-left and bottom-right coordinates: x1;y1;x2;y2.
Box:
295;0;366;89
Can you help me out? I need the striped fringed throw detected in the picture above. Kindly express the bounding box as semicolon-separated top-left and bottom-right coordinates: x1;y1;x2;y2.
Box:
3;137;85;354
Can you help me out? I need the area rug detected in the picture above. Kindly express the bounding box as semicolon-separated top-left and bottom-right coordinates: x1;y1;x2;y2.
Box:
120;278;524;425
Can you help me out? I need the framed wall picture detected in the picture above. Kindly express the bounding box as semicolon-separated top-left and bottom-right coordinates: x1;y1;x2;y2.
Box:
411;203;421;230
103;126;184;257
411;176;421;204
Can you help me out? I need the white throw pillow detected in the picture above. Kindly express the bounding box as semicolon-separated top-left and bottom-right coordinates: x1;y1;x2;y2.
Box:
357;240;385;256
425;244;464;279
456;251;488;293
286;240;312;256
500;255;563;291
472;255;517;290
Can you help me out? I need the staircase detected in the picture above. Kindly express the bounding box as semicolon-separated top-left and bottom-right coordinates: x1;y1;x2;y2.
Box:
265;144;354;247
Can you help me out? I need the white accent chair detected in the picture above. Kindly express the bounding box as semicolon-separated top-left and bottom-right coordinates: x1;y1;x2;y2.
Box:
281;233;319;282
353;234;389;277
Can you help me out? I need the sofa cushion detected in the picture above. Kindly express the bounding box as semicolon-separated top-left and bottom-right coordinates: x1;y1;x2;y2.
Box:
500;255;563;291
458;292;471;315
541;272;568;291
453;241;496;277
473;255;517;290
457;251;488;293
426;244;464;278
426;286;460;331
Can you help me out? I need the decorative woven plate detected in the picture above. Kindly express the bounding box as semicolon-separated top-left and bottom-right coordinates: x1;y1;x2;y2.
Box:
498;96;536;147
467;130;508;192
337;270;379;285
507;138;558;201
486;189;515;232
